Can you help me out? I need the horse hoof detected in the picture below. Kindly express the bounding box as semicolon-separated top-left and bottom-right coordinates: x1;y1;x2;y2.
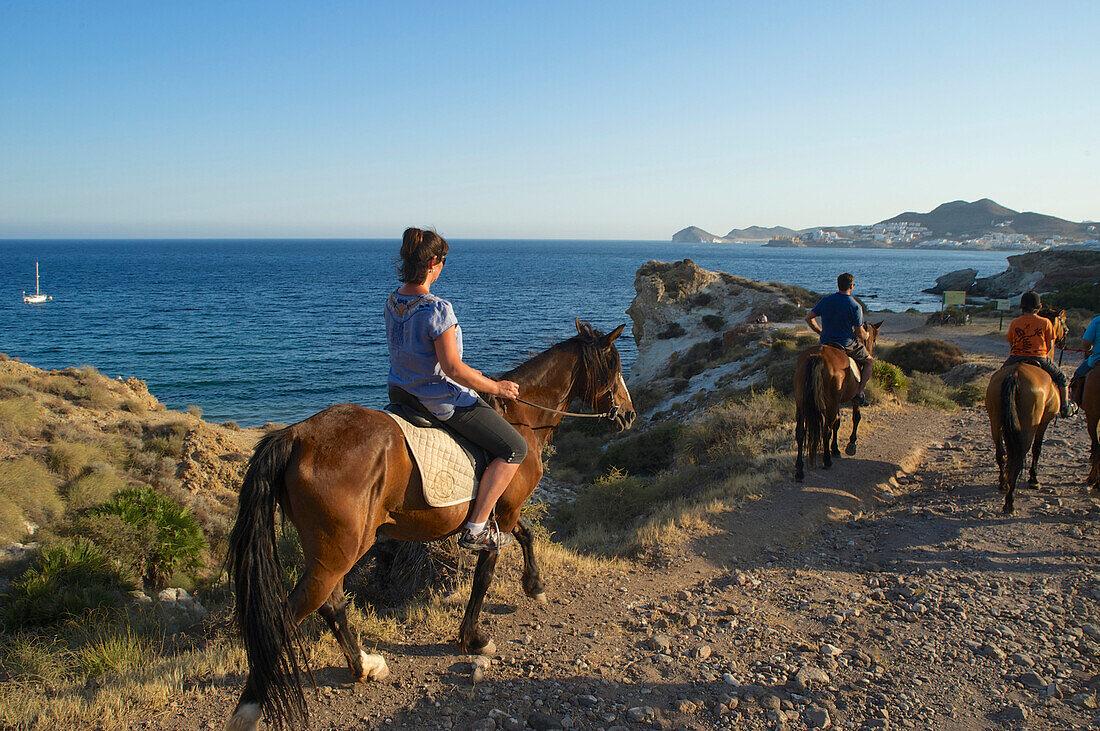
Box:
533;592;548;605
358;651;389;682
226;703;261;731
845;443;857;456
795;473;804;482
1003;505;1014;514
831;449;841;458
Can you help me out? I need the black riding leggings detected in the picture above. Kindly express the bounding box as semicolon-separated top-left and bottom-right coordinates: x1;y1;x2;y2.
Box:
1003;355;1067;388
443;398;528;465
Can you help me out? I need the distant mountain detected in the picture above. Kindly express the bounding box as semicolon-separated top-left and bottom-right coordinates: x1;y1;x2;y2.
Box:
881;199;1089;239
724;225;798;241
672;226;731;243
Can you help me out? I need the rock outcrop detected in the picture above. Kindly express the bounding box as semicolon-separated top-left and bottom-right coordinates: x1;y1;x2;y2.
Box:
924;268;978;294
970;250;1100;297
627;260;814;414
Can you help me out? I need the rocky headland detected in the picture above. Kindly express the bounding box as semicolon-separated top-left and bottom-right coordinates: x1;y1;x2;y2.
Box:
926;249;1100;297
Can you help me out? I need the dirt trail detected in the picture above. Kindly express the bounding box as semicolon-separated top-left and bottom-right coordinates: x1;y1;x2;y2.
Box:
163;323;1100;731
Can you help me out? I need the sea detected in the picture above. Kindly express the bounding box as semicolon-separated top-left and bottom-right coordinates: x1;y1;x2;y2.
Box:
1;239;1012;426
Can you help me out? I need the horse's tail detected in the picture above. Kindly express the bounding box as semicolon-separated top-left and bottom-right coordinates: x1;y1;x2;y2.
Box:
802;355;826;450
1000;370;1025;467
227;429;307;731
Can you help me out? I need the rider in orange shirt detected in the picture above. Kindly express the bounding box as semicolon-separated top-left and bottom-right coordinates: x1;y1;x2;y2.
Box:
1004;291;1074;417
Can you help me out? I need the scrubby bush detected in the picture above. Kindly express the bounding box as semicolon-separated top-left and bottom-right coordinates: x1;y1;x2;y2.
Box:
657;322;686;340
677;390;790;467
1045;282;1100;311
2;541;136;627
0;396;41;437
76;626;149;678
0;633;73;681
143;422;189;459
951;382;985;407
221;421;240;430
187;404;203;418
906;372;958;410
885;339;965;374
701;314;725;332
557;468;663;533
93;486;205;590
0;457;62;542
599;422;683;475
925;307;970;326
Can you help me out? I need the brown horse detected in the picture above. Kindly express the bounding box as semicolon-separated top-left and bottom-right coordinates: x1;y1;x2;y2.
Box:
225;320;636;731
1085;367;1100;488
985;308;1066;513
793;322;882;481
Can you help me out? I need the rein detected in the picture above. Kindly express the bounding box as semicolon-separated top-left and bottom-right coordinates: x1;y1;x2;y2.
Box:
515;397;620;421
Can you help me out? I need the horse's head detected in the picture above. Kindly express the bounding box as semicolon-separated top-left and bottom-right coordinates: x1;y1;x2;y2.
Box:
860;320;884;355
572;318;636;431
1039;307;1067;347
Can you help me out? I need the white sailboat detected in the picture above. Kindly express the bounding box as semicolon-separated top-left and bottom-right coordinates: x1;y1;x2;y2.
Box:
22;261;50;304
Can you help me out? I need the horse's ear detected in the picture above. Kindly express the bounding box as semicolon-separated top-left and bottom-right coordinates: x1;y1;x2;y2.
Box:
602;324;626;347
872;320;884;330
575;318;584;335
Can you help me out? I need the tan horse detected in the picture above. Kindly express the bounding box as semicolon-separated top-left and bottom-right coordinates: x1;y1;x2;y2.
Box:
793;322;882;481
226;321;636;731
985;308;1066;513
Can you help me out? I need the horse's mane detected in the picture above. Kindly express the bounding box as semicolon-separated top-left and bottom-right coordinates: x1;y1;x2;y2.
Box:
500;321;617;407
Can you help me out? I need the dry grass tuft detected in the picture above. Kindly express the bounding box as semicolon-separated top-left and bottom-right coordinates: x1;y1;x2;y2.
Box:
0;458;62;542
0;397;42;437
47;441;107;481
67;465;127;510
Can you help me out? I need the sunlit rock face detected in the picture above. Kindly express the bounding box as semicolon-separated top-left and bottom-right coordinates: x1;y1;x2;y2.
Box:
627;259;813;416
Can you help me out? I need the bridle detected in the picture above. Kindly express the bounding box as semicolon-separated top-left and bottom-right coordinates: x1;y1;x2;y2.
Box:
516;396;621;421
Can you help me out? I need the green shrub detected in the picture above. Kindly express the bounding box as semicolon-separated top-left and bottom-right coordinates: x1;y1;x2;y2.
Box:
47;441;107;481
701;314;725;332
0;396;41;437
885;339;965;374
2;541;136;627
93;486;205;590
67;465;127;510
599;422;683;475
925;307;970;326
873;360;909;394
0;457;62;542
906;372;958;410
1045;282;1100;311
558;468;663;532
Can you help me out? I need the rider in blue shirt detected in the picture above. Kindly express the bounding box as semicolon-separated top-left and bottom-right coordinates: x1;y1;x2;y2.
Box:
805;273;874;406
1070;313;1100;406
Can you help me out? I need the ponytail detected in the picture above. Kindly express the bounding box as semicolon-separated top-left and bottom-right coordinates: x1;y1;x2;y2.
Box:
398;228;449;284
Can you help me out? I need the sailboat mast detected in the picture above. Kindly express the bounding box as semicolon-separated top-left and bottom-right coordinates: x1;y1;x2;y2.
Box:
36;261;40;296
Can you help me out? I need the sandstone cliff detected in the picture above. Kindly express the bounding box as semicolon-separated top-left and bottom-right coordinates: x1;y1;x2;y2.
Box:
626;260;815;414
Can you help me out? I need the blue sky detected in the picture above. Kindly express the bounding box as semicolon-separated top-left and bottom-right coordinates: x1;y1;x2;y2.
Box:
1;1;1097;238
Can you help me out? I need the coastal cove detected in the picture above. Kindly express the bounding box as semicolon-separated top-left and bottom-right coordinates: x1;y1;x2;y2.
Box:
1;239;1011;425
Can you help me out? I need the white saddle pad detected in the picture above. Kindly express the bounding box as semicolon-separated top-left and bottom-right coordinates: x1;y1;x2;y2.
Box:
848;357;861;383
384;411;478;508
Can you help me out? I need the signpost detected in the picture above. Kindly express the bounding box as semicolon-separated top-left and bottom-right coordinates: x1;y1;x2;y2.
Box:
942;291;966;308
995;298;1012;330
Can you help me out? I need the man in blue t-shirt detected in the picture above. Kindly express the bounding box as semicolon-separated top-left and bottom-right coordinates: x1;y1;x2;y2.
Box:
1070;313;1100;407
805;272;874;406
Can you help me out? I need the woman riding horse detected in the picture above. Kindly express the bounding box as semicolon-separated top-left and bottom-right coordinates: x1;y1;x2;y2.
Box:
985;294;1068;513
386;228;528;552
225;241;636;729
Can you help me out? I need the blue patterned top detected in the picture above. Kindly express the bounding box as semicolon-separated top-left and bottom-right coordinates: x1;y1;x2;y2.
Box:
385;290;479;419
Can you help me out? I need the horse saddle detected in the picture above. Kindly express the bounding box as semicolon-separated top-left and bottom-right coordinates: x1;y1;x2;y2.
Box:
384;388;489;508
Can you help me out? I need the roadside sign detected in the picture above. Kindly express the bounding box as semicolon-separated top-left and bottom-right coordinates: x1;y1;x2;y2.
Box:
995;299;1012;311
943;291;966;307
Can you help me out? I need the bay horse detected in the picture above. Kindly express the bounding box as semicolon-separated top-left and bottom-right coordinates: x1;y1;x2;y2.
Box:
793;322;882;481
1085;367;1100;488
985;307;1066;513
225;320;636;731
